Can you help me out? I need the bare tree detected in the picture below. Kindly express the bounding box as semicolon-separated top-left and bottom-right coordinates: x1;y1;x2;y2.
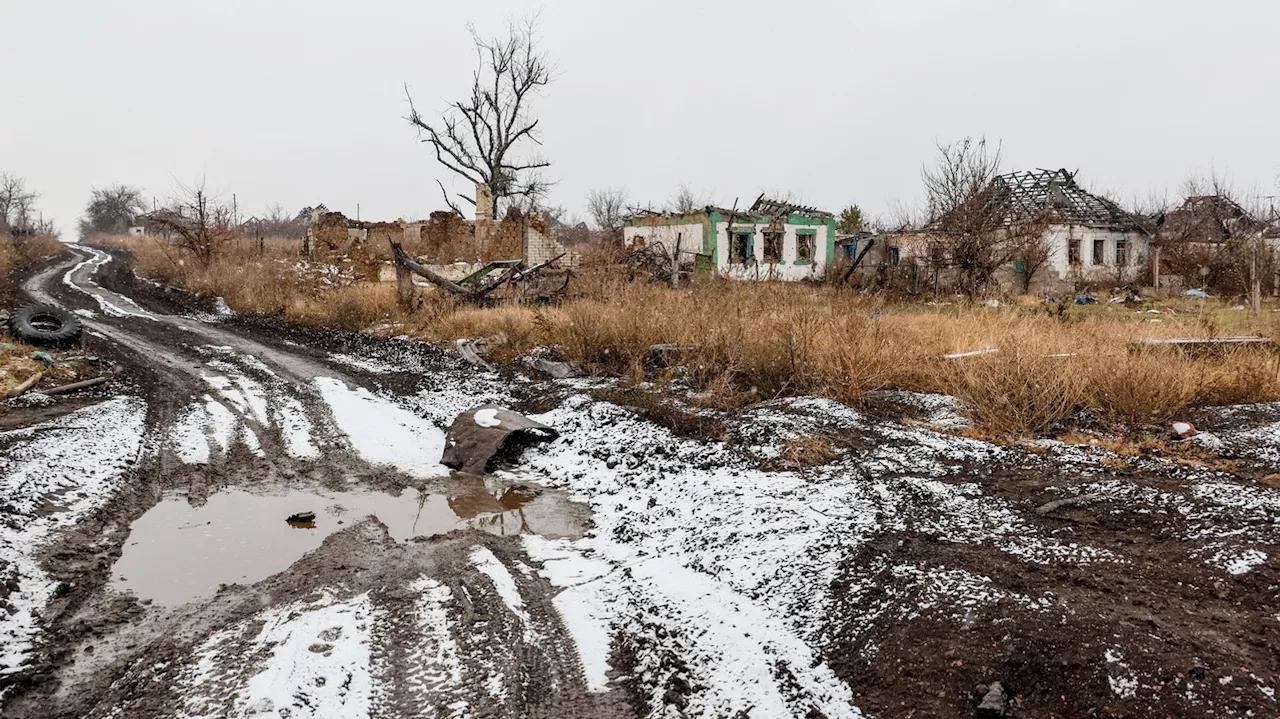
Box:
148;181;238;267
587;186;629;239
668;183;707;214
256;203;308;239
0;173;39;232
79;184;146;239
405;16;554;218
923;138;1049;298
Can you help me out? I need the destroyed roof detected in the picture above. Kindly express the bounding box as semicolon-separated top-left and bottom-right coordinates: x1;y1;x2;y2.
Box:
1156;195;1267;243
964;169;1144;232
625;196;832;224
749;196;833;218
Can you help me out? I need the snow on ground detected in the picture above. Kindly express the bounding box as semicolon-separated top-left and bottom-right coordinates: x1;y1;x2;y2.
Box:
314;377;448;478
505;394;1122;716
274;397;321;459
62;247;156;320
176;593;376;719
0;397;146;675
166;349;328;463
394;577;466;715
469;547;539;643
167;394;239;464
521;536;613;694
1080;476;1280;576
327;352;403;375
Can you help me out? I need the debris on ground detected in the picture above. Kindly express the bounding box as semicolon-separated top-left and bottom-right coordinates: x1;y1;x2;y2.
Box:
1184;288;1210;297
6;303;83;348
525;356;582;379
1074;293;1099;304
455;338;495;370
5;370;44;399
1035;492;1102;515
975;681;1008;717
286;511;317;523
1172;421;1198;439
644;343;689;371
943;347;999;360
441;404;559;474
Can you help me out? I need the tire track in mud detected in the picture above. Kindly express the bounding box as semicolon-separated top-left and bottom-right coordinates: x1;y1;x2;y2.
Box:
3;247;618;718
10;246;1279;717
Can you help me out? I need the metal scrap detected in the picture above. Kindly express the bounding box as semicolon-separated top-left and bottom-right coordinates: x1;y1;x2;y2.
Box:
441;405;559;475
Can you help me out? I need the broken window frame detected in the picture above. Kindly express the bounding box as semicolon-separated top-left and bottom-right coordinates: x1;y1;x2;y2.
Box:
1092;238;1106;266
1068;239;1082;266
1115;238;1128;266
763;230;783;264
889;246;901;267
795;230;816;264
730;228;755;265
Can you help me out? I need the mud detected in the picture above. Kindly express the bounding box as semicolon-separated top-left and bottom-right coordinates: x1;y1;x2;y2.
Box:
1;244;1278;718
112;479;587;606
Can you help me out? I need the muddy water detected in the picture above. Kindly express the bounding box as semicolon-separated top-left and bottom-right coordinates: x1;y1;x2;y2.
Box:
111;479;587;605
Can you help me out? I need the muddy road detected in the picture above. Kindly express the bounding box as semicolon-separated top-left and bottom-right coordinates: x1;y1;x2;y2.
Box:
2;244;1279;717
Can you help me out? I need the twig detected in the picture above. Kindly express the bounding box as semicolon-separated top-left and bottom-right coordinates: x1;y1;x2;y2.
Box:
1036;492;1103;515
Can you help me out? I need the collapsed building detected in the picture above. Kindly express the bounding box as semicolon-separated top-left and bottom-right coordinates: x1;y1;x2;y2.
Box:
1152;195;1280;294
623;196;838;281
303;182;572;283
846;169;1151;293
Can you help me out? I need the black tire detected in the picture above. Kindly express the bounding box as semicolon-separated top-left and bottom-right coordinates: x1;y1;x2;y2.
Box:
8;304;83;348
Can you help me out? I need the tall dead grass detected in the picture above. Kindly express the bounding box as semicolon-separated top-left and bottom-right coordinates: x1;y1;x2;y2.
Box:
1;232;65;302
97;234;1280;437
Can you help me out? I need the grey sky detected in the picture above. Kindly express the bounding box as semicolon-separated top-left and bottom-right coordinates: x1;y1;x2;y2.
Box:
4;0;1278;236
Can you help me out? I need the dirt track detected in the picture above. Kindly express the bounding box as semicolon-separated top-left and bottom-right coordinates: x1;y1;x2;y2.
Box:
1;245;1278;718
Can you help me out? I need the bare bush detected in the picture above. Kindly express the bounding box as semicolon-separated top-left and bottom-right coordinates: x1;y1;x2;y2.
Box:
149;183;238;267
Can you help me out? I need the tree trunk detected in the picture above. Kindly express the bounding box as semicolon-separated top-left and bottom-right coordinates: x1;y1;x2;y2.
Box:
396;260;415;310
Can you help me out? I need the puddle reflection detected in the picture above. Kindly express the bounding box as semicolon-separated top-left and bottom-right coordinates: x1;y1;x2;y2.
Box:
111;476;586;606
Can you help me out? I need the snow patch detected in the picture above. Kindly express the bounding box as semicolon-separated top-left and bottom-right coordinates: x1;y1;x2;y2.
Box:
327;352;402;375
178;594;376;718
314;377;448;478
469;547;538;642
473;408;501;428
274;397;320;459
0;397;146;675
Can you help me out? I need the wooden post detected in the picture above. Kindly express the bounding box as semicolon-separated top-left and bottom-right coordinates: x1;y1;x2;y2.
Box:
671;232;682;288
1152;245;1161;292
1252;235;1262;315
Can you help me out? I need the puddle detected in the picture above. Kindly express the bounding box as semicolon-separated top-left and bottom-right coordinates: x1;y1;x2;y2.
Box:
111;478;587;606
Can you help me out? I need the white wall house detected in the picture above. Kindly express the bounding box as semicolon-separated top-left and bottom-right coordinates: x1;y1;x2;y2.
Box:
1041;224;1149;284
623;198;837;281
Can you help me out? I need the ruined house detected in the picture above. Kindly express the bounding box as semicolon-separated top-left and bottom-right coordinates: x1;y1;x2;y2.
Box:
860;169;1150;293
305;183;572;284
623;196;837;281
1153;195;1276;293
977;169;1150;287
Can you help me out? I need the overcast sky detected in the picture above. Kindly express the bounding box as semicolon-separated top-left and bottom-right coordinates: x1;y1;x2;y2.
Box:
4;0;1278;236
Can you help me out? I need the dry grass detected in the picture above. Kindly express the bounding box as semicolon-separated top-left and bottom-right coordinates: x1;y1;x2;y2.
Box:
99;233;1280;438
0;341;95;397
0;233;65;303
